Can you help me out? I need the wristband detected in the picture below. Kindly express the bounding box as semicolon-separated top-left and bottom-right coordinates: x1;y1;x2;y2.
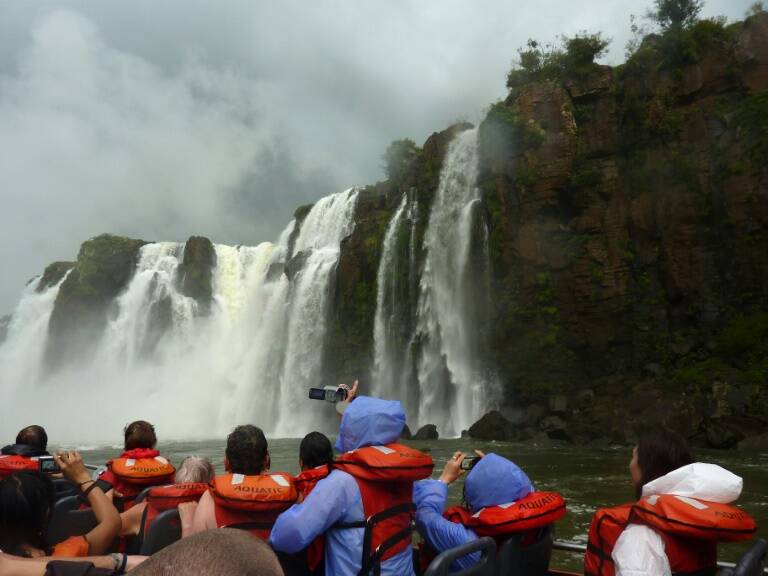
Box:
78;479;94;486
109;553;121;574
118;553;128;574
81;481;98;498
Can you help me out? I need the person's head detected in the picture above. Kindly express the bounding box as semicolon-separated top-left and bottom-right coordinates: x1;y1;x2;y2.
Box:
631;426;694;498
299;432;333;471
462;453;533;513
15;425;48;452
0;471;55;556
225;425;269;475
132;528;284;576
335;396;406;452
175;456;215;484
124;420;157;451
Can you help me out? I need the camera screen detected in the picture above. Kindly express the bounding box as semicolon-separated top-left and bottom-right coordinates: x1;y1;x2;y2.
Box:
39;457;59;473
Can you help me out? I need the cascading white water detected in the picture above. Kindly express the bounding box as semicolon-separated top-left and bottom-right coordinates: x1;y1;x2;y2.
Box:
371;195;410;408
273;188;359;435
414;127;497;436
0;189;358;443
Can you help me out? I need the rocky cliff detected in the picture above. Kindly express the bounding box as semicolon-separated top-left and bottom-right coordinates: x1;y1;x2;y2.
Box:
15;13;768;448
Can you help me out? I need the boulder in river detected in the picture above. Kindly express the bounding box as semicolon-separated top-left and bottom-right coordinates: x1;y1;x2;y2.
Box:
413;424;439;440
468;411;517;441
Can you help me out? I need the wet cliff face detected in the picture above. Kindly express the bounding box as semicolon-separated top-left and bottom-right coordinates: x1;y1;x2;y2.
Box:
473;13;768;446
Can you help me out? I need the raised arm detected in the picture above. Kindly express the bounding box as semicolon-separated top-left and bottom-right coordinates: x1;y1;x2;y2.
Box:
55;451;121;555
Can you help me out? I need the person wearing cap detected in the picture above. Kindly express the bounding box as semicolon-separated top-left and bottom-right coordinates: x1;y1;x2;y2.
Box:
270;384;433;576
414;452;542;571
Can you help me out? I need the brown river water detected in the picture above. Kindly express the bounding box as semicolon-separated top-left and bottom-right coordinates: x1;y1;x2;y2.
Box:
66;438;767;571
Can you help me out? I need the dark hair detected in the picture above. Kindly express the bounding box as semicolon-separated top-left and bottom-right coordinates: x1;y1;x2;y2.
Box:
124;420;157;450
299;432;333;470
132;528;283;576
15;425;48;452
226;426;268;476
635;426;694;498
0;471;55;556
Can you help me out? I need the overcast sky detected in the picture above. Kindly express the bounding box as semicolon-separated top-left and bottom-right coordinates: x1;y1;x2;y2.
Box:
0;0;754;314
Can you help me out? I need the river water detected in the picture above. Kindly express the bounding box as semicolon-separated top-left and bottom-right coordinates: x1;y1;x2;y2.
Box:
68;438;767;570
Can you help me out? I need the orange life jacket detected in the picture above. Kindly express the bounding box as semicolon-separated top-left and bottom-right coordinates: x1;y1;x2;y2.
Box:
211;472;297;540
295;465;331;573
0;454;38;478
51;535;90;557
333;443;434;570
102;452;176;509
139;482;209;539
584;495;757;576
445;491;566;540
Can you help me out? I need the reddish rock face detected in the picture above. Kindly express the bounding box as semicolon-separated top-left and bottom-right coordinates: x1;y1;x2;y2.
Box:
736;13;768;92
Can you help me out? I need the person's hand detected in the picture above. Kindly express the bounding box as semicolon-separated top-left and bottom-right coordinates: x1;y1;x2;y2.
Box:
338;380;359;403
439;451;465;485
474;450;485;458
125;555;149;571
54;451;91;485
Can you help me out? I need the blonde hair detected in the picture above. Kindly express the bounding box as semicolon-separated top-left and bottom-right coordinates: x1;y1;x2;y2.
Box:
175;456;215;483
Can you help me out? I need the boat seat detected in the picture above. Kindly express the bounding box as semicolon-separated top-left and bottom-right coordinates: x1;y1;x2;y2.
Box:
52;478;79;501
47;495;97;546
497;525;553;576
140;509;182;555
720;538;767;576
424;536;497;576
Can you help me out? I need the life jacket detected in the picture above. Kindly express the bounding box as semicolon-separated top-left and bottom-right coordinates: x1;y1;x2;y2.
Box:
294;465;332;574
0;454;39;478
333;443;434;572
101;449;176;509
137;482;209;543
211;472;297;540
445;491;566;542
584;495;757;576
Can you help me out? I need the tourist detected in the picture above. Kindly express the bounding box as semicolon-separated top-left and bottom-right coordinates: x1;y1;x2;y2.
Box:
118;456;215;539
584;427;756;575
0;451;121;557
187;425;296;539
0;425;50;478
97;421;176;511
414;451;565;571
270;387;433;576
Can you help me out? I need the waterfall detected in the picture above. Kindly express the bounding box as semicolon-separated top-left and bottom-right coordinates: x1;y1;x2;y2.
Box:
274;188;359;435
0;188;357;443
414;127;497;436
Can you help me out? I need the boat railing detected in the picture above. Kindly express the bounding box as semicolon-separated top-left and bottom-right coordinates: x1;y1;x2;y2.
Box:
552;540;768;574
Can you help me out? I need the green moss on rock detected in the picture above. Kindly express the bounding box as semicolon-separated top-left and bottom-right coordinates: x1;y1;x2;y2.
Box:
177;236;216;307
36;262;75;293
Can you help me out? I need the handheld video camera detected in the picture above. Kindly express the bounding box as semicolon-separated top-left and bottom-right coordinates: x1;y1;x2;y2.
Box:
38;455;61;474
308;385;349;403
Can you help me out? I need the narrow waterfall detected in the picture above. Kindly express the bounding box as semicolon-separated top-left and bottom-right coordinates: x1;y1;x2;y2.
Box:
274;188;359;435
414;127;496;436
372;194;409;405
0;189;357;442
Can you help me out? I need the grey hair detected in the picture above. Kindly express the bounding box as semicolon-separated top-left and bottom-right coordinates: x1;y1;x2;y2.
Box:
175;456;215;483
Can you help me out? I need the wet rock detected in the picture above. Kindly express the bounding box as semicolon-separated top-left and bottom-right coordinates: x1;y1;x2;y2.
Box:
36;262;75;293
265;262;285;282
736;13;768;92
285;250;311;281
413;424;439;441
738;432;768;452
46;234;147;369
524;404;547;427
539;415;568;441
177;236;216;306
705;419;744;449
468;411;517;441
400;424;413;440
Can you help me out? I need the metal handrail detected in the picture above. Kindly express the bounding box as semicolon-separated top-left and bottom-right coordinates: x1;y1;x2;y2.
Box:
552;540;768;573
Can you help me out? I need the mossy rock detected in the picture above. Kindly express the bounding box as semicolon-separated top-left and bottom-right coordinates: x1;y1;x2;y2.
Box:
177;236;216;306
36;262;75;293
46;234;147;369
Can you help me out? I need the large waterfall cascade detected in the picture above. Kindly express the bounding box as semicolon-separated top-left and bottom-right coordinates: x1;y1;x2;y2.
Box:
1;131;496;441
0;189;358;443
371;127;498;436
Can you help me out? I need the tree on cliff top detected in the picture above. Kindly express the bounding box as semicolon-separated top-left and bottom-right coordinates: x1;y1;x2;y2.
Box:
382;138;419;182
506;32;610;91
650;0;704;30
